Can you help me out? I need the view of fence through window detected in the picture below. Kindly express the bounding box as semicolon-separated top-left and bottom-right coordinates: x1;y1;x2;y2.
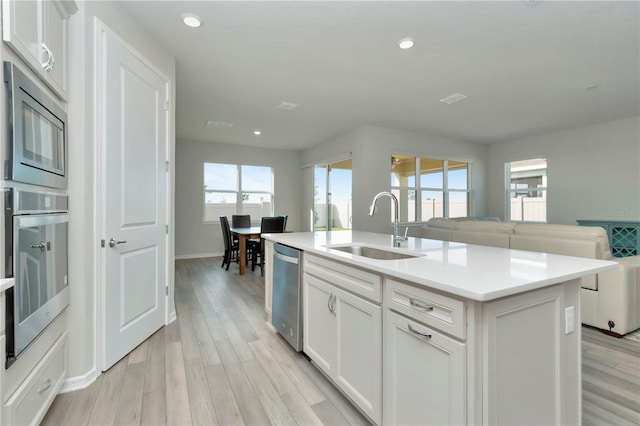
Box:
314;159;352;231
203;163;274;222
391;155;469;222
507;158;547;222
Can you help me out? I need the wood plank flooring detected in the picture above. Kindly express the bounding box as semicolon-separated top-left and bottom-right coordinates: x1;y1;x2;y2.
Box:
42;257;640;425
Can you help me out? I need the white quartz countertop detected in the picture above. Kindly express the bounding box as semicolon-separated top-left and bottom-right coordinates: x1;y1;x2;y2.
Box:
263;231;617;301
0;277;15;293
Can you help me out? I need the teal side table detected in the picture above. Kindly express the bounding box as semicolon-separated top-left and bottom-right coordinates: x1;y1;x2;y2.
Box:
577;220;640;257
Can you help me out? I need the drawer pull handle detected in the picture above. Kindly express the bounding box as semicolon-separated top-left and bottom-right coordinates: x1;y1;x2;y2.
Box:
38;379;52;394
410;298;434;312
408;324;432;339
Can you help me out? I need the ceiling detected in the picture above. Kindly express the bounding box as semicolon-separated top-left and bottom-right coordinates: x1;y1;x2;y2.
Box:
119;1;640;150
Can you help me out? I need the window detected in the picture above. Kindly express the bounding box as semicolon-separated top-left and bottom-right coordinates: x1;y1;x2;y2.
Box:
313;159;352;231
506;158;547;222
391;155;469;222
203;163;274;222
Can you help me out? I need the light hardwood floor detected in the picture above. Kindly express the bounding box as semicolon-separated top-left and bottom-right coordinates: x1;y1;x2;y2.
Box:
42;257;640;425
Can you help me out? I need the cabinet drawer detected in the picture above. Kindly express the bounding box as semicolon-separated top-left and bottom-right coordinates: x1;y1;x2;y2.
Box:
304;254;382;303
385;278;466;339
5;333;67;426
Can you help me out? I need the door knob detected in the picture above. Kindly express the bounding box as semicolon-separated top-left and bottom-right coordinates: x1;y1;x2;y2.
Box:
108;238;127;247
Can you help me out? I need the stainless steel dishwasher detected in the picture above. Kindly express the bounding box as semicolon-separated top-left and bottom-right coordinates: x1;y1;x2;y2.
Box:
272;243;303;351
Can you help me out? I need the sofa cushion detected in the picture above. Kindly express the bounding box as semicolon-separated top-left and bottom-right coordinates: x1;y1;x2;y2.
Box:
510;234;599;258
456;221;517;234
426;217;458;230
513;224;612;260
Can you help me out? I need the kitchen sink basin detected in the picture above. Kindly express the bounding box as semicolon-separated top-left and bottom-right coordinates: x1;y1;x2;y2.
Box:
327;244;422;260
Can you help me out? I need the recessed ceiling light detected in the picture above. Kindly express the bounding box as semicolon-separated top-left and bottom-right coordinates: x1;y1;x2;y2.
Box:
398;38;415;49
254;130;262;136
181;13;202;28
439;93;468;104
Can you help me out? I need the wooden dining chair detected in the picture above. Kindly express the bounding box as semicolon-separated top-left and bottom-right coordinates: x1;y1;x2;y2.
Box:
220;216;240;270
251;216;286;275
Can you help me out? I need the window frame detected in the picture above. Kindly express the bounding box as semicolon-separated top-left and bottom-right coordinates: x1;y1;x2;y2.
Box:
391;155;472;224
203;162;274;223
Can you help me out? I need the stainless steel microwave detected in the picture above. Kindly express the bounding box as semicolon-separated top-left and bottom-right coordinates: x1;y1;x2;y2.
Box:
4;62;67;189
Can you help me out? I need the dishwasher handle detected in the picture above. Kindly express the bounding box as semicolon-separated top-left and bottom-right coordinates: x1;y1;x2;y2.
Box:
274;250;299;265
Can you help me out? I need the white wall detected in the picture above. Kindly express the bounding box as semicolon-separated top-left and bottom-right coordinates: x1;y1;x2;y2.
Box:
66;0;175;384
487;116;640;224
175;140;303;258
301;125;490;234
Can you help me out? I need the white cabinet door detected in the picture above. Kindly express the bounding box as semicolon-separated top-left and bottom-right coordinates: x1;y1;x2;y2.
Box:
2;0;40;66
335;288;382;424
384;310;466;426
42;0;67;95
2;0;76;99
483;284;575;426
303;275;336;375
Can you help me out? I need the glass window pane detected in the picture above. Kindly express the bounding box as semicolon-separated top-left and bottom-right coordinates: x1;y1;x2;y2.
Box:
391;155;416;187
448;192;468;218
508;158;547;222
204;163;237;191
510;190;547;222
420;158;443;188
392;189;415;222
420;191;443;221
329;163;352;230
314;166;328;230
241;165;272;192
242;193;272;218
204;192;237;221
448;162;468;190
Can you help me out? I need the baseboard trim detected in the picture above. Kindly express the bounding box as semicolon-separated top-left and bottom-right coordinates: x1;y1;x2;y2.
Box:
175;252;222;260
60;367;100;393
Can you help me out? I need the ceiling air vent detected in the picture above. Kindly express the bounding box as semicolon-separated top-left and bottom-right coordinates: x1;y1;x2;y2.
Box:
277;102;298;111
206;120;234;128
439;93;467;105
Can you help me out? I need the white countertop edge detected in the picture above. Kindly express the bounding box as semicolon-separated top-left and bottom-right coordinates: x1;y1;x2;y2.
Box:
264;231;618;302
0;277;15;293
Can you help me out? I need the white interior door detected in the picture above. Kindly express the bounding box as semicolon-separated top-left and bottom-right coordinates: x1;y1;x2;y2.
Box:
100;29;168;370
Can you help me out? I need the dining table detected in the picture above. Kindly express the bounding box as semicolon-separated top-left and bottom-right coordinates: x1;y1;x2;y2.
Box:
229;226;261;275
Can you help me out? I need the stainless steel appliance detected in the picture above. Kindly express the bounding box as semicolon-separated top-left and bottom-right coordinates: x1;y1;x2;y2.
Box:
3;189;69;367
4;61;67;189
272;243;302;351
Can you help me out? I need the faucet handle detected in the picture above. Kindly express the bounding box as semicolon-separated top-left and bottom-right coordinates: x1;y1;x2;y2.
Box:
403;227;409;240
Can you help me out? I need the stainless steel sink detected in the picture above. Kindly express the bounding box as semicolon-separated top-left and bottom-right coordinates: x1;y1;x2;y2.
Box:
328;245;422;260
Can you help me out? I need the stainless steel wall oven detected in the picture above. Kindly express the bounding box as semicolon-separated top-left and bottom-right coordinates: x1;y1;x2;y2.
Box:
3;189;69;368
4;61;67;189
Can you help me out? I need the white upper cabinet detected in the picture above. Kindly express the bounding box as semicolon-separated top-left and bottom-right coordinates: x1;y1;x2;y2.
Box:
2;0;77;100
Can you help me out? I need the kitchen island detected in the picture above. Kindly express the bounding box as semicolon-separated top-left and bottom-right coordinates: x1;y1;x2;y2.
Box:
263;231;616;426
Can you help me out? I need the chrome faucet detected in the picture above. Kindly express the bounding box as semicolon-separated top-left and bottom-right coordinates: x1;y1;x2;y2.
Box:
368;191;407;247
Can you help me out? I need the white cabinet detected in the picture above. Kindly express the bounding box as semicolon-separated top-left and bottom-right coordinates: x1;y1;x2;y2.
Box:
290;251;582;426
3;332;67;426
384;310;465;426
2;0;77;99
303;255;382;424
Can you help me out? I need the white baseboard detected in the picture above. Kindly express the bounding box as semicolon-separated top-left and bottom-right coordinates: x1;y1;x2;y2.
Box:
60;367;100;393
168;311;177;323
175;252;223;260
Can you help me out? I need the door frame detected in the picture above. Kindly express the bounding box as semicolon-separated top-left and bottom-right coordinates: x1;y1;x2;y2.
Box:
93;18;174;372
